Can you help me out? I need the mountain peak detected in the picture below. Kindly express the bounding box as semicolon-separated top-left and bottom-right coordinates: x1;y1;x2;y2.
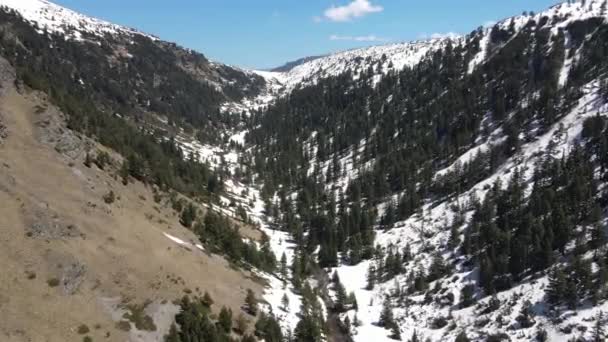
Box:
0;0;157;41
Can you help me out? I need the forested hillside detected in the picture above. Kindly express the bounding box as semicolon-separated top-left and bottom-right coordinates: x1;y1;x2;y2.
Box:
241;1;608;340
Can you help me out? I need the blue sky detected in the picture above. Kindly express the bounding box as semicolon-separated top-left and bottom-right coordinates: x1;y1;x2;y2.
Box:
53;0;558;69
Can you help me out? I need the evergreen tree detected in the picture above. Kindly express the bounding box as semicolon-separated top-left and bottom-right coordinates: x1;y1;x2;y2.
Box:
281;293;290;311
235;313;249;335
180;203;197;228
366;263;376;290
335;280;348;312
390;323;402;340
165;324;181;342
408;330;420;342
546;267;566;307
427;252;448;282
565;279;579;310
516;300;535;328
455;330;470;342
348;292;358;311
245;289;258;315
592;312;605;342
448;221;461;250
119;160;130;185
84;152;92;168
280;252;288;279
202;291;214;307
379;297;395;327
218;306;233;333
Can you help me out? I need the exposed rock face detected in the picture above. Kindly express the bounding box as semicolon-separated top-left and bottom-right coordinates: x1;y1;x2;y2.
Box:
60;262;87;295
25;205;82;239
34;104;92;160
0;56;15;91
0;57;14;144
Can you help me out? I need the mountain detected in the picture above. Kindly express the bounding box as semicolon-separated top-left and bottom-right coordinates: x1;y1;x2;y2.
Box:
223;37;458;114
270;55;325;73
1;0;608;342
242;0;608;341
0;0;265;132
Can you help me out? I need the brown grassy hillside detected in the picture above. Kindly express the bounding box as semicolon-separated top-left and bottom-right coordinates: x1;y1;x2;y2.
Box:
0;59;264;342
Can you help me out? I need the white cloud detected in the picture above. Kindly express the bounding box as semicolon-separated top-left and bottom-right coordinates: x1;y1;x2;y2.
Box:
418;32;460;40
322;0;383;22
329;34;390;42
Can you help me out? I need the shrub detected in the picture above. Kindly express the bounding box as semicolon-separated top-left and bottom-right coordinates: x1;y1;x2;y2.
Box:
430;316;448;329
103;190;115;204
77;324;90;334
115;321;131;331
123;303;156;331
47;277;60;287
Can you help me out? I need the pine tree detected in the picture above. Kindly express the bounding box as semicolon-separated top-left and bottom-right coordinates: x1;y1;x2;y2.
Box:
427;252;448;282
235;313;248;334
180;203;197;228
119;159;130;185
84;152;92;168
448;221;461;250
535;327;548;342
281;293;290;311
348;292;358;311
546;267;566;307
218;306;233;333
335;280;348;312
592;312;605;342
390;323;401;340
565;279;579;310
165;323;181;342
590;223;606;251
202;291;214;307
379;297;394;327
516;300;535;328
343;316;352;336
366;263;376;290
408;330;419;342
280;252;288;279
594;257;607;303
245;289;258;315
455;330;470;342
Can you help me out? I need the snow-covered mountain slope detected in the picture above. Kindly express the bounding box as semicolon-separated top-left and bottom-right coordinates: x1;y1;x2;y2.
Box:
279;37;458;90
469;0;608;73
233;1;608;341
222;37;459;114
0;0;156;41
329;80;608;342
224;0;608;116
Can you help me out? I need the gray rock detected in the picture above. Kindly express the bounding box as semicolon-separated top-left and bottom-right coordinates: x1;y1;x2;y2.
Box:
25;208;81;240
61;262;86;295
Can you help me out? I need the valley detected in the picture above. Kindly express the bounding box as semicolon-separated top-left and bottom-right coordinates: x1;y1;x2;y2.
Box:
1;0;608;342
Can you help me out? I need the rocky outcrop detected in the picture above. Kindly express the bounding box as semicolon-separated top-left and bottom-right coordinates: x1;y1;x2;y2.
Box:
0;56;15;144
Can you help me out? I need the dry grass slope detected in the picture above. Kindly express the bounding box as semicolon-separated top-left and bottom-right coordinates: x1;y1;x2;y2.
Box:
0;62;264;341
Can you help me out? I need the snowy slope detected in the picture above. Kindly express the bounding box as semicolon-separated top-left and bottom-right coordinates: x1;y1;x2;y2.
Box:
222;37;459;114
226;1;608;341
0;0;156;41
331;80;608;342
225;0;608;115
